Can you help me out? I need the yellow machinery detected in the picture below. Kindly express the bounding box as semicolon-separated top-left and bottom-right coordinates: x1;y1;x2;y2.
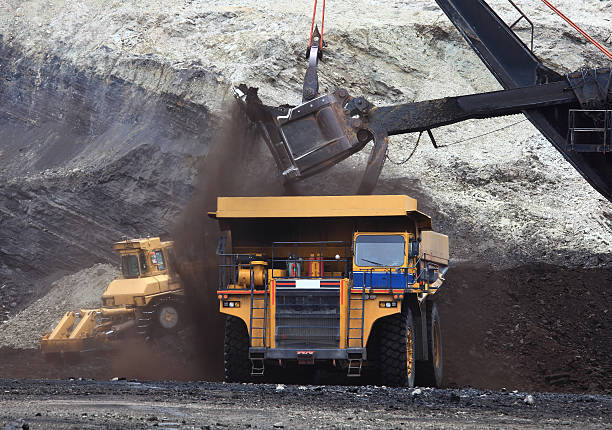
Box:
211;195;449;387
41;237;184;354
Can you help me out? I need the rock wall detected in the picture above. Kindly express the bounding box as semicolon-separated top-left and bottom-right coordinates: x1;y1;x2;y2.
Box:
0;38;212;307
1;1;609;287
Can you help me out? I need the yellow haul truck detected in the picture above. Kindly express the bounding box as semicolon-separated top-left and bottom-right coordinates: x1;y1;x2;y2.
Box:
211;195;449;387
41;237;184;354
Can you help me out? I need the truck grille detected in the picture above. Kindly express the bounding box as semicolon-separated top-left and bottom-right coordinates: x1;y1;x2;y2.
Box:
275;289;340;349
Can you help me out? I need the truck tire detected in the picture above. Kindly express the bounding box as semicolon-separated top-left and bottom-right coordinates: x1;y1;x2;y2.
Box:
415;301;443;387
378;307;416;387
224;316;251;383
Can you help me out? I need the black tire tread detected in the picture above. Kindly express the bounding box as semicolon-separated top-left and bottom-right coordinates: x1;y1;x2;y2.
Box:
377;308;415;387
224;316;251;383
415;300;443;387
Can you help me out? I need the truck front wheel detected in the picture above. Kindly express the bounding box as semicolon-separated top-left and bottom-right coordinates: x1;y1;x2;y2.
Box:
224;316;251;383
378;307;416;387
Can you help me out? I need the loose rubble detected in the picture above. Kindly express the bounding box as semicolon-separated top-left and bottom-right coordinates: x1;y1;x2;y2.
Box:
0;265;118;349
0;380;610;429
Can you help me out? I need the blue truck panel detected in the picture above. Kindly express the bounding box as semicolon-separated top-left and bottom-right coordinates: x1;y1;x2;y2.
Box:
352;271;413;289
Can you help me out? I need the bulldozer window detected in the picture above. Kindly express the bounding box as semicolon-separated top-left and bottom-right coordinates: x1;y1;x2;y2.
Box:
153;250;166;270
121;255;140;278
355;234;405;267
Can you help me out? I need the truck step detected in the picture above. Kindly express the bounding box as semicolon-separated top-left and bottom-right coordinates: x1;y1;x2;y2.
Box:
251;359;265;376
347;359;362;377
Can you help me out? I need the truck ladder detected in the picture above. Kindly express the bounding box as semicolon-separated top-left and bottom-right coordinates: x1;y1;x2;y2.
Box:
346;275;366;377
249;267;267;376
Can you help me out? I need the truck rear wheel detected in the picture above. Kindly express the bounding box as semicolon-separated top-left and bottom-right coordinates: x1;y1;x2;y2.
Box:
378;307;416;387
224;316;251;383
415;301;443;387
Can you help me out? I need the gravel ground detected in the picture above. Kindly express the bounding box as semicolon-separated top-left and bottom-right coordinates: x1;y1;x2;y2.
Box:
0;264;118;349
0;379;610;430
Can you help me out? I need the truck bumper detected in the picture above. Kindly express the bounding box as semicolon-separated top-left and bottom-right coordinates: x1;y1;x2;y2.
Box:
250;347;366;360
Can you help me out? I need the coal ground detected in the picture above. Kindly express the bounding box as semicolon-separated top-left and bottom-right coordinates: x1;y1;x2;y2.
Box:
0;379;610;429
0;263;610;396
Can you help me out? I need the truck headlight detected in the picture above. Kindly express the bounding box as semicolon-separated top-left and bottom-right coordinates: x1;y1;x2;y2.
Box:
223;301;240;308
379;301;397;308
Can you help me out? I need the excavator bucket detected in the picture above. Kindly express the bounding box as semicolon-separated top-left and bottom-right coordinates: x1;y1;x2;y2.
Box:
233;86;367;181
233;85;389;193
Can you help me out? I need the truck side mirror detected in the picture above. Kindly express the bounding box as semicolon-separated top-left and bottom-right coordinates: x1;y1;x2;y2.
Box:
423;267;439;283
408;239;419;258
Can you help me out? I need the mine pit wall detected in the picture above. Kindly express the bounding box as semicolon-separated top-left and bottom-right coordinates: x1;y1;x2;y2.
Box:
0;40;611;393
0;39;213;309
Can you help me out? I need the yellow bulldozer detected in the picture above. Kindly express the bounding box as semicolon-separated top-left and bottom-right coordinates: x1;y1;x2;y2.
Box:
41;237;185;355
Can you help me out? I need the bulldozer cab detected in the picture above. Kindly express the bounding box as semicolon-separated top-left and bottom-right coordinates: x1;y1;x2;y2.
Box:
114;238;174;278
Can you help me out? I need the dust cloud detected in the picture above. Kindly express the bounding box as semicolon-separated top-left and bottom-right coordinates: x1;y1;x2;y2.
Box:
170;99;285;380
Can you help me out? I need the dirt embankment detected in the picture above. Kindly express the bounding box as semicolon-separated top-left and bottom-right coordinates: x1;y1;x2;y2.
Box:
441;264;612;394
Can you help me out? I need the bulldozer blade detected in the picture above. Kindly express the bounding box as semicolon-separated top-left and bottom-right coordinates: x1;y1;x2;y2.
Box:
41;309;104;354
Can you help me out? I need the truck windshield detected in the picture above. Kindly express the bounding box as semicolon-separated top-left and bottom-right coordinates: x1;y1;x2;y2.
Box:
355;235;405;267
121;255;140;278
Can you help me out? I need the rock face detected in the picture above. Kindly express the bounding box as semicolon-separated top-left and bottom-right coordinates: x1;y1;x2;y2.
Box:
0;0;611;391
0;39;210;296
1;0;609;278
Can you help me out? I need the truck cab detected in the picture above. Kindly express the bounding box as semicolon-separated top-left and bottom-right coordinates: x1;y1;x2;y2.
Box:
211;195;449;387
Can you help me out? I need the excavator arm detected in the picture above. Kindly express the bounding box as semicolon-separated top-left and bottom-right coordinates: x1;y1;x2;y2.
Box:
234;0;612;198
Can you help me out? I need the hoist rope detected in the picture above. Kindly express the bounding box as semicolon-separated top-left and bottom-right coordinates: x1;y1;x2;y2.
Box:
308;0;325;49
436;119;528;148
386;132;423;165
540;0;612;61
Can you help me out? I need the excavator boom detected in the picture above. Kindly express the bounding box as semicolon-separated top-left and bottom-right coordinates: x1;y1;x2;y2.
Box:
234;0;612;199
433;0;612;203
